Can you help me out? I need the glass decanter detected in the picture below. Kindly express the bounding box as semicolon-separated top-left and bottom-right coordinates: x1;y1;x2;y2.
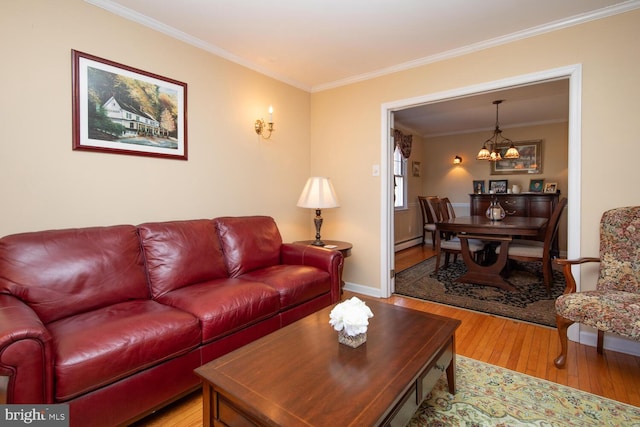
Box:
486;198;506;221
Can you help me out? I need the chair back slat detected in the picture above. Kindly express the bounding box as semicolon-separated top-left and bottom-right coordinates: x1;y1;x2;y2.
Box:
418;196;435;225
426;197;443;222
543;197;568;254
440;197;456;220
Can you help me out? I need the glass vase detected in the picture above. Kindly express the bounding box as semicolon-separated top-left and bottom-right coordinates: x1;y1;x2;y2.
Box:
338;330;367;348
486;199;506;221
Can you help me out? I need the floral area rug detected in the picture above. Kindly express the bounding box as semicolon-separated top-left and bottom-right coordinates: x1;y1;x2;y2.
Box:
409;356;640;426
394;257;565;327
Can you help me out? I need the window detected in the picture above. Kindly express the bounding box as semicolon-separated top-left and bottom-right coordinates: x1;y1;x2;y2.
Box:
393;145;407;208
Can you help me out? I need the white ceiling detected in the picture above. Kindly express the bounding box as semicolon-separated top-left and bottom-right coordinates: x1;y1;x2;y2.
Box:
88;0;639;134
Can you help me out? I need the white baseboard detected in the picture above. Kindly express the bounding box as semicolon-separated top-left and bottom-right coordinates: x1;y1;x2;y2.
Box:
577;328;640;357
343;282;382;298
394;237;424;252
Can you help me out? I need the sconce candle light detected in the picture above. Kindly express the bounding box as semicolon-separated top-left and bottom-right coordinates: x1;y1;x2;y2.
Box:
453;155;462;165
255;105;274;139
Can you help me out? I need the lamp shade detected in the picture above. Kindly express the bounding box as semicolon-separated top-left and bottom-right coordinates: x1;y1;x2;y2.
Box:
296;177;340;209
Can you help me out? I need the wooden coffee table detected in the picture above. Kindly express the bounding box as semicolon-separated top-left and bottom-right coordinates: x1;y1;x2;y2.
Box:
195;298;460;426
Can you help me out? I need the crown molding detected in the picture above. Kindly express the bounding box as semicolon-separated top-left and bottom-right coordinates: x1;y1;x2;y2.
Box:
85;0;312;92
311;0;640;92
86;0;640;94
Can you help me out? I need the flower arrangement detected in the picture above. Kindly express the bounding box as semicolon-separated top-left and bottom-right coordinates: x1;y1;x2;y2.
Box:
329;296;374;337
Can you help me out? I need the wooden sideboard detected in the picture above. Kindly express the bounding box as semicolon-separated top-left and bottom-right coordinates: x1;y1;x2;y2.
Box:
469;192;560;255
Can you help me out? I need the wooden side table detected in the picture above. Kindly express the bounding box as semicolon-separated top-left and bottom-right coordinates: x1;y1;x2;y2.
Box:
293;240;352;291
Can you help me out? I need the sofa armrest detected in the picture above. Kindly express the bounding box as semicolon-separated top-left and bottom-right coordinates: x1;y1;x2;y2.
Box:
0;294;53;403
281;244;344;303
554;257;600;295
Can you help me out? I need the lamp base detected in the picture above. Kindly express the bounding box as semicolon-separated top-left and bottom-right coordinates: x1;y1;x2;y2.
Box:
312;209;325;247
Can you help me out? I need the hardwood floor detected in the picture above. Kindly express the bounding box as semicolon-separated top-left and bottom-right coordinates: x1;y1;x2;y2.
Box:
395;243;437;272
134;245;640;426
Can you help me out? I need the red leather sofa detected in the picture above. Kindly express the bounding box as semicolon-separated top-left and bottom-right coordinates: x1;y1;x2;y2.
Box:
0;216;343;426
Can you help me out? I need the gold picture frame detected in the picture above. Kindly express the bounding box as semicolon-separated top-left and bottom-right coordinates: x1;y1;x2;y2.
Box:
490;140;542;175
544;182;558;193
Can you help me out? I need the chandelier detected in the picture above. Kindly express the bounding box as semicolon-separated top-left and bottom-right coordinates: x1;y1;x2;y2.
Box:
476;100;519;161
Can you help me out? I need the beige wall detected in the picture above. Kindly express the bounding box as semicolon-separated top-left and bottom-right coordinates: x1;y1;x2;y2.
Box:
312;9;640;292
0;0;313;240
422;122;568;208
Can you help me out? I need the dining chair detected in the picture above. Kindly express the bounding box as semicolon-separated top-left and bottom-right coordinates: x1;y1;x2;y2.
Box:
495;197;567;295
553;206;640;368
431;196;485;274
440;197;456;220
418;196;437;249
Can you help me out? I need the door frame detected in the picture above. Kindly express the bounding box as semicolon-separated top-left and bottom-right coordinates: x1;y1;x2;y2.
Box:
380;64;583;315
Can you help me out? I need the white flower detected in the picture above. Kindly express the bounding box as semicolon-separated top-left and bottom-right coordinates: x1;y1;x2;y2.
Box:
329;297;374;336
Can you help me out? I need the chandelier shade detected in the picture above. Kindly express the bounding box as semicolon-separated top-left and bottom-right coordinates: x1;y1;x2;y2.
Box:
477;100;519;162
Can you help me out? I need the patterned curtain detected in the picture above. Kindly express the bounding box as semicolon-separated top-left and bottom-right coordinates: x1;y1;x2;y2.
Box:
394;129;412;158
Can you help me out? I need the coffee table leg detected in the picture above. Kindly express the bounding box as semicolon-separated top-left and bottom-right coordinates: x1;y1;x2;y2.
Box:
446;354;456;394
202;383;213;427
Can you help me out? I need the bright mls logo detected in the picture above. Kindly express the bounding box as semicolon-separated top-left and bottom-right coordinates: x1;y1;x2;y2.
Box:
2;405;69;426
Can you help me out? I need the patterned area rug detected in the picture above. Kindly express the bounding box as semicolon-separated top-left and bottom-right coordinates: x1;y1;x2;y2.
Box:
394;257;565;327
409;356;640;426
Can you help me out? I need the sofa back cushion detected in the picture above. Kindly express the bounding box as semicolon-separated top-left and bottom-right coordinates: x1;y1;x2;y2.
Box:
139;219;229;298
0;225;149;324
215;216;282;277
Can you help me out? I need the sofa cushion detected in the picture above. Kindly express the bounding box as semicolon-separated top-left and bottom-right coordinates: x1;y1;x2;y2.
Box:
240;265;331;309
139;219;229;299
0;226;149;324
157;278;281;342
215;216;282;277
48;299;201;401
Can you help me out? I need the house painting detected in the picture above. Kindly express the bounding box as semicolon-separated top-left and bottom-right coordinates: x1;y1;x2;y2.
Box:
101;96;169;138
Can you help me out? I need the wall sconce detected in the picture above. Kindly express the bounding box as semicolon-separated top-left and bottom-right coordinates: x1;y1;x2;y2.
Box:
453;155;463;165
255;106;274;139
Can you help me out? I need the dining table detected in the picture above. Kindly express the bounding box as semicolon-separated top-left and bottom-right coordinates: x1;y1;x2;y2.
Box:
435;215;549;291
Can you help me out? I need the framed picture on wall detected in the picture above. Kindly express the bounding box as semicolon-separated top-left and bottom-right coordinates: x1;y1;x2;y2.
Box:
490;140;542;175
412;161;421;177
72;50;188;160
489;179;508;193
472;180;485;194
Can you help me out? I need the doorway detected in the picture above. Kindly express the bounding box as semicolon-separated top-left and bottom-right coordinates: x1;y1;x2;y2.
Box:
380;65;583;301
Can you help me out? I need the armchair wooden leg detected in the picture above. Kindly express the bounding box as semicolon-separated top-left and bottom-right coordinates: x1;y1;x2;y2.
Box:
554;314;574;368
597;330;604;354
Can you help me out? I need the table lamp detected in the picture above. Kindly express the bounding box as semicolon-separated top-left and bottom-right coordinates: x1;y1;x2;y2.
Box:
297;177;340;246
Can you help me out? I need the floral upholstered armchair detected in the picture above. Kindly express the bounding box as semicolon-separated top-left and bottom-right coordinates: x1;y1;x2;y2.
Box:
553;206;640;368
